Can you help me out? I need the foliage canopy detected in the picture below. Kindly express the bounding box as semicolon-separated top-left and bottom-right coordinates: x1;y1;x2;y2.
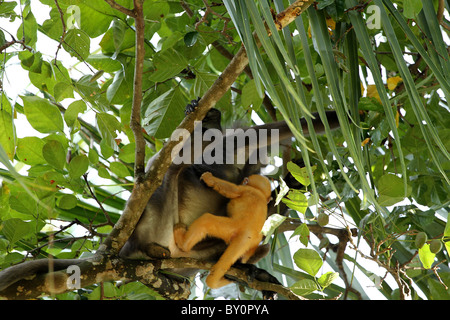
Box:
0;0;449;300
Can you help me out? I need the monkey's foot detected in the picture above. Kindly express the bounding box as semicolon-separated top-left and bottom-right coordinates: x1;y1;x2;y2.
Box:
144;243;171;259
173;223;188;251
184;97;201;115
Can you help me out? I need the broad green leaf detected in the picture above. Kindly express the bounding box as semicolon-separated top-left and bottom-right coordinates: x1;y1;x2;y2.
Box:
418;244;436;269
184;31;198;47
16;137;46;165
241;79;263;109
293;248;323;277
290;279;317;296
63;29;91;60
54;82;74;102
110;161;131;178
318;271;339;289
58;194;78;210
22;95;64;133
377;174;412;206
64;100;87;128
98;166;111;179
86;54;122;73
119;143;136;163
143;87;186;139
76;3;114;38
17;10;37;47
42;140;66;170
106;66;133;104
0;110;16;160
287;161;315;187
282;189;308;214
1;218;34;245
403;0;423;19
291;223;310;247
96;112;121;149
149;48;188;82
68;155;89;179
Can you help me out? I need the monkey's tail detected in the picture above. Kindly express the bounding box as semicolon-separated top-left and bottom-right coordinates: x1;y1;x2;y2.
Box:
0;258;83;292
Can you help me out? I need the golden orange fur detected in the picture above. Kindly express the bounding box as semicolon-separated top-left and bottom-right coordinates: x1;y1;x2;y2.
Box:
173;172;272;288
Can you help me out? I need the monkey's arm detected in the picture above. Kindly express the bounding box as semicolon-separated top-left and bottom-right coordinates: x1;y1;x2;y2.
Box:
200;172;242;199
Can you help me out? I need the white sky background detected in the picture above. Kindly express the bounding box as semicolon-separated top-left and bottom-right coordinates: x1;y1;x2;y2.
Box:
2;2;441;300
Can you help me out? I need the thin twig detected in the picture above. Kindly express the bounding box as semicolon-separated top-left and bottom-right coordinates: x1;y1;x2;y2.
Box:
83;174;114;226
129;0;146;180
104;0;136;18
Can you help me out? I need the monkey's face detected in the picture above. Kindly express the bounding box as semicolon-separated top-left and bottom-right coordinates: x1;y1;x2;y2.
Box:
244;175;272;201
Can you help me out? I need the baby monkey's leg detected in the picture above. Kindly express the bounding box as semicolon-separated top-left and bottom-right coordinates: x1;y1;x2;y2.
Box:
174;214;235;252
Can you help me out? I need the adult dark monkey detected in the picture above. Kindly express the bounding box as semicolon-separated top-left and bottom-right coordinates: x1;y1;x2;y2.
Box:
0;100;340;292
120;100;340;266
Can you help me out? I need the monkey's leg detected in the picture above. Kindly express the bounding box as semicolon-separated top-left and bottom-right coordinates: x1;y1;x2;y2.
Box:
201;172;241;199
174;213;235;253
206;232;254;289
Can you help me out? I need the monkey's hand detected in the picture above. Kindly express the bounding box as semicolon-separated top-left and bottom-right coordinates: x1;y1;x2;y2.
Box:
173;223;188;252
200;172;214;186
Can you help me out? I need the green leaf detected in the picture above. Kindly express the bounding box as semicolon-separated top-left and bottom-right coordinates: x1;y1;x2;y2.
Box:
242;79;264;110
1;218;34;245
110;161;130;178
54;82;74;102
64;100;87;128
0;110;16;160
287;162;315;187
291;223;310;247
149;48;188;82
281;189;308;214
119;143;136;163
377;174;412;206
290;279;317;296
184;31;198;47
86;54;122;73
418;244;436;269
98;166;111;179
16;137;46;165
58;194;78;210
22;95;64;133
143;87;186;139
96;112;121;149
403;0;423;19
42;140;66;170
63;28;91;60
318;271;339;289
293;248;323;277
68;155;89;179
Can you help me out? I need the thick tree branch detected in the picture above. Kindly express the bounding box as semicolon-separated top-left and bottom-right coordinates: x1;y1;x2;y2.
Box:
0;255;297;300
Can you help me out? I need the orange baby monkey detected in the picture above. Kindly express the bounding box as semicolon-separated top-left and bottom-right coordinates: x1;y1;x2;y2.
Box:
173;171;272;289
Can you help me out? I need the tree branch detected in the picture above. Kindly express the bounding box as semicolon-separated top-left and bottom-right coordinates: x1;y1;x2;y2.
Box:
0;255;297;300
104;0;135;18
130;0;146;180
